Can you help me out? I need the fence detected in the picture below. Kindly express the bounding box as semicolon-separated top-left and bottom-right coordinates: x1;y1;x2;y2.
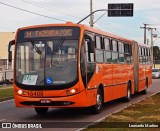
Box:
0;59;14;86
0;59;14;70
0;70;13;85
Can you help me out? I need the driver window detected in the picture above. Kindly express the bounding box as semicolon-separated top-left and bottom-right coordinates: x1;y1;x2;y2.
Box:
84;33;95;63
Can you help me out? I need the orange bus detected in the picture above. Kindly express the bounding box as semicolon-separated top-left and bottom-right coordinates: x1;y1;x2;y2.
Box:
8;22;152;114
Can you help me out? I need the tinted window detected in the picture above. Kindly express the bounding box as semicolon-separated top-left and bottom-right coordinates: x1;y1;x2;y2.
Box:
112;40;117;51
118;42;124;53
96;36;101;49
95;50;103;63
104;38;110;50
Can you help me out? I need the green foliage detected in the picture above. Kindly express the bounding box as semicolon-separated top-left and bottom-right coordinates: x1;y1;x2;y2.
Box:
0;87;13;100
153;46;160;60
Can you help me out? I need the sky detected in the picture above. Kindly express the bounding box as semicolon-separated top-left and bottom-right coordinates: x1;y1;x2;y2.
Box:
0;0;160;46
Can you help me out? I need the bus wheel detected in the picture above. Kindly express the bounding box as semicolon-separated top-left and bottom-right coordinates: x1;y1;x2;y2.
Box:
90;88;103;114
125;82;131;102
35;107;48;114
143;79;148;94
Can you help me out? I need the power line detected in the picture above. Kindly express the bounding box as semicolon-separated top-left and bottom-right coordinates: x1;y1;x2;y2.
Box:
29;0;84;17
21;0;81;19
41;0;84;15
0;1;66;22
93;11;107;24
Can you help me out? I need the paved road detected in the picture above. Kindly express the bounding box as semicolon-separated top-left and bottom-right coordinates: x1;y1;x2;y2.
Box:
0;79;160;131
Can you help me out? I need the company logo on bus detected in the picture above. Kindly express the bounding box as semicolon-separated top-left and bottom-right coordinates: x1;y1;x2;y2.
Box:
24;29;73;38
46;77;53;84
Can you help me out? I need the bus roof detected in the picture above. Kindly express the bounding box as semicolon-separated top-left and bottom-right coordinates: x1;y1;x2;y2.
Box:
138;43;151;48
17;21;137;44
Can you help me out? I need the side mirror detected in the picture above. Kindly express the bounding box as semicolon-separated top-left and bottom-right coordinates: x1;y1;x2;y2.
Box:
8;40;15;62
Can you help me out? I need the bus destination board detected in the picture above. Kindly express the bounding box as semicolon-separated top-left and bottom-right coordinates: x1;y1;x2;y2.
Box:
24;29;73;38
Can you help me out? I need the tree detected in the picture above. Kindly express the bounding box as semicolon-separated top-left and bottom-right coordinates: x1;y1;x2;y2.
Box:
153;46;160;63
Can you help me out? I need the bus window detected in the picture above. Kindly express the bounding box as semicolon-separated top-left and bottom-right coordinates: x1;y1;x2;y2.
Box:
112;40;118;63
124;43;132;64
95;36;102;49
139;47;142;64
84;33;95;63
148;49;151;64
146;48;149;64
104;38;111;63
80;41;86;87
104;38;110;50
118;42;125;63
95;35;103;63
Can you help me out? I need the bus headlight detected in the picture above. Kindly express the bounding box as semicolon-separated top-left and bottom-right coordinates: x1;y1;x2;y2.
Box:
17;90;23;95
70;89;76;94
66;88;78;95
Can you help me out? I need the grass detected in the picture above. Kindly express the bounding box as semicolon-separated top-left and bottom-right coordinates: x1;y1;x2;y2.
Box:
85;93;160;131
0;86;14;101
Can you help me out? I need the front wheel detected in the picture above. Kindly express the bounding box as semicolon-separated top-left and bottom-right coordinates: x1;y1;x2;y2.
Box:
35;107;48;114
90;89;103;114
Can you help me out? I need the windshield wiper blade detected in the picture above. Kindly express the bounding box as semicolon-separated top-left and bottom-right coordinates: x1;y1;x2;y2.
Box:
52;37;65;55
31;41;42;55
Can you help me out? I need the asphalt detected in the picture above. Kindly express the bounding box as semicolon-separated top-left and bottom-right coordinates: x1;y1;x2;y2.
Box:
0;79;160;131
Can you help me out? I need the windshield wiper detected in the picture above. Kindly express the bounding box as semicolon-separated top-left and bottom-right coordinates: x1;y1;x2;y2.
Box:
52;37;65;55
31;41;42;55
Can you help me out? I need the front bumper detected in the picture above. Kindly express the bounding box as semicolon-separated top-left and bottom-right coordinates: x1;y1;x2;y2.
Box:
14;90;87;108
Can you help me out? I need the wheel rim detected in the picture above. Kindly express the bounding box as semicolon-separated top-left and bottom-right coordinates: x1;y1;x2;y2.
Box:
145;85;147;92
97;92;102;110
127;88;131;99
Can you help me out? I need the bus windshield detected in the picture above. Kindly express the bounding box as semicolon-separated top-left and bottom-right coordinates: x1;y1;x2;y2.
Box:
16;39;78;86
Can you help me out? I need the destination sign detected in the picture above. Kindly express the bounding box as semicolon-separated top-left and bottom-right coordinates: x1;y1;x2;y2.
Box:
24;29;73;38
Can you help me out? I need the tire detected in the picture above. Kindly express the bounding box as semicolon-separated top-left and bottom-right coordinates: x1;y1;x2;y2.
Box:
35;107;48;114
143;79;148;94
125;82;131;102
90;88;103;114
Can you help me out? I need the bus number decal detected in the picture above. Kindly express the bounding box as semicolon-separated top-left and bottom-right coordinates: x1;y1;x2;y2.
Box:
26;91;43;97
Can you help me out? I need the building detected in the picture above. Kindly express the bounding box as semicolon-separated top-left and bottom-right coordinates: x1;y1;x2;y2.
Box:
0;32;15;70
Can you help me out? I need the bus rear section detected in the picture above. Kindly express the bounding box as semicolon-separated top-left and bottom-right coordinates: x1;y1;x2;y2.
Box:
133;42;152;93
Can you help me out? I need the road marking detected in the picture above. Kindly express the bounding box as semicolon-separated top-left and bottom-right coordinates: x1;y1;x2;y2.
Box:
77;91;160;131
0;119;6;122
0;99;13;104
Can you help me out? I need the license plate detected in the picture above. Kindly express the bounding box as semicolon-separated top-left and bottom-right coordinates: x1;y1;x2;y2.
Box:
40;99;51;103
26;91;43;97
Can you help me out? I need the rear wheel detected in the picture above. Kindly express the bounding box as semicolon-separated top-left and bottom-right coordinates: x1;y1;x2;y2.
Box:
143;79;148;94
125;82;131;102
90;88;103;114
35;107;48;114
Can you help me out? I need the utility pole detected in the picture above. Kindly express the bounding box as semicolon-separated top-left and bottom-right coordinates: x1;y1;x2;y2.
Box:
148;27;156;65
140;23;149;44
90;0;93;27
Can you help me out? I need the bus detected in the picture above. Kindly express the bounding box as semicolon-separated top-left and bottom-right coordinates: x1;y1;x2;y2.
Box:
8;22;152;114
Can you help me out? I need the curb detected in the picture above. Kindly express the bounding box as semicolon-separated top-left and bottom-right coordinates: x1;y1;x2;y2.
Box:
0;97;14;102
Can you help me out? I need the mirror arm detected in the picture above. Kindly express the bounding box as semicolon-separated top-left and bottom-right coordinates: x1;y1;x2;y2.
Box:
8;40;15;62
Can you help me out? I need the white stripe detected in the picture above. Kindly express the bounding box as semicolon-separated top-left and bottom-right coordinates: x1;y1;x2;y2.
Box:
0;99;13;104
